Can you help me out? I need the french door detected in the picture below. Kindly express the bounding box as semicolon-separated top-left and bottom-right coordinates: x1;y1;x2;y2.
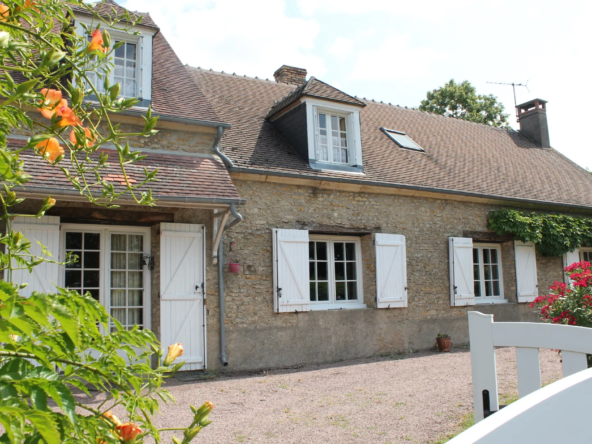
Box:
60;224;151;334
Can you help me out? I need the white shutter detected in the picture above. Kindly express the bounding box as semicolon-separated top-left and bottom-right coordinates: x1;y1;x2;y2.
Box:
564;249;581;283
515;241;538;303
449;237;475;306
11;216;60;297
375;233;407;308
160;223;206;370
273;229;310;313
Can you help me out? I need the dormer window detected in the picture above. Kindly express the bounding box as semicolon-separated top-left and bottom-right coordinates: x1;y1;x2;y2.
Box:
75;17;155;108
317;111;349;164
381;128;424;152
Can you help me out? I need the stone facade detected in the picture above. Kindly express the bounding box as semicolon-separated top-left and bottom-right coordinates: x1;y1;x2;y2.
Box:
209;179;565;371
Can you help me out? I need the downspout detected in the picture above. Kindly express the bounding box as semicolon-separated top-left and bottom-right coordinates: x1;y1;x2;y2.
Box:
215;121;242;366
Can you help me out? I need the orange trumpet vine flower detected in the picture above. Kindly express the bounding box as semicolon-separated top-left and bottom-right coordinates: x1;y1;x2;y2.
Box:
116;423;142;443
0;4;9;21
87;29;107;53
38;88;68;119
58;106;82;128
36;138;64;163
69;127;95;147
102;411;121;426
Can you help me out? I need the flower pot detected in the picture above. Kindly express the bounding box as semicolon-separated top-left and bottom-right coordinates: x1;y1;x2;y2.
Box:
436;337;452;352
228;262;240;273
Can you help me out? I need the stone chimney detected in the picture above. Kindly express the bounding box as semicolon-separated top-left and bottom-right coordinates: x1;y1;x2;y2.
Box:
516;99;550;148
273;65;307;86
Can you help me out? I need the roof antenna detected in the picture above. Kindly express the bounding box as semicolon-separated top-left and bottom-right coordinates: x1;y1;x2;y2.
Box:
487;81;529;122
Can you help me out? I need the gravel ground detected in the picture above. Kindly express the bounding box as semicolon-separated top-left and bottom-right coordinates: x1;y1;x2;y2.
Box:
81;347;563;444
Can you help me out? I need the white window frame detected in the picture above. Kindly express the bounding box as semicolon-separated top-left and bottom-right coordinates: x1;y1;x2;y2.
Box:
59;224;152;334
473;243;506;304
580;248;592;262
309;234;365;310
73;16;154;104
305;99;363;169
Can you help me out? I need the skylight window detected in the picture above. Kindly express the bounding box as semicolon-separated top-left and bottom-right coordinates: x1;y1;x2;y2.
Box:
381;128;424;151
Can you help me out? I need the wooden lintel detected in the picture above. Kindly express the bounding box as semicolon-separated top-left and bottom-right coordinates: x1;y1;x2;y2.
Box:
48;207;174;225
464;230;514;243
297;221;381;235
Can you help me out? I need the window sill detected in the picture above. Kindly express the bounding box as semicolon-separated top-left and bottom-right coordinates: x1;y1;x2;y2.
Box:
310;302;367;311
308;160;364;174
475;298;508;305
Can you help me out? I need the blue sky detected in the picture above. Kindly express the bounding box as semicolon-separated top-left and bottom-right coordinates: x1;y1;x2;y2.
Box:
121;0;592;169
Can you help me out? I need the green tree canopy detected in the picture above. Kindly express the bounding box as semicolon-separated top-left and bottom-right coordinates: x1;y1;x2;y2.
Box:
419;79;509;127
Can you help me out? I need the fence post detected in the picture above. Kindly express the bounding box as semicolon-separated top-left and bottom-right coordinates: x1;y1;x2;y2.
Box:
468;311;499;423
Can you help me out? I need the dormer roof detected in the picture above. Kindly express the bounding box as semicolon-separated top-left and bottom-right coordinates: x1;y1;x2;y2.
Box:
70;0;159;29
267;77;365;119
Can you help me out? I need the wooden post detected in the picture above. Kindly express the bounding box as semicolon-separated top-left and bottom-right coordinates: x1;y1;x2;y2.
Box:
468;311;499;423
516;347;541;398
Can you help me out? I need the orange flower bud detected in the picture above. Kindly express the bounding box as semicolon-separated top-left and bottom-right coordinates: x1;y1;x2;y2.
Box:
204;401;214;412
102;410;121;426
0;4;9;21
69;127;95;147
36;138;64;163
87;29;107;53
163;343;184;366
116;423;142;443
58;106;82;128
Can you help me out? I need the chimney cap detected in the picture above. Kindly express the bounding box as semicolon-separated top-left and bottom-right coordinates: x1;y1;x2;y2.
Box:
516;98;548;108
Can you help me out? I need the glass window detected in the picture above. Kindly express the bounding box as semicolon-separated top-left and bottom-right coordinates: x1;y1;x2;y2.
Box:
582;250;592;262
65;231;101;302
382;128;424;151
316;111;349;164
473;245;503;301
308;237;361;306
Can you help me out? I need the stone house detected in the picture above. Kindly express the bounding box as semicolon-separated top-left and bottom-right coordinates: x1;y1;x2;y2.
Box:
10;2;592;372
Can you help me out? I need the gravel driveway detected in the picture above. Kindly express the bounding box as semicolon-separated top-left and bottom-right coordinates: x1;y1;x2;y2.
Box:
83;347;563;444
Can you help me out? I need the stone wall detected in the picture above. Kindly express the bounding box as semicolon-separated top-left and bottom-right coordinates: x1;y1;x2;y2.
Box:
216;180;566;371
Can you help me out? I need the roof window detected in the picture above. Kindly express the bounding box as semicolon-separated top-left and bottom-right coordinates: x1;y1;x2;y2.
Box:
381;128;424;152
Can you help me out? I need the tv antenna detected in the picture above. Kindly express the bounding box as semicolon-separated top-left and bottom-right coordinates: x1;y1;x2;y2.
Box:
487;81;529;108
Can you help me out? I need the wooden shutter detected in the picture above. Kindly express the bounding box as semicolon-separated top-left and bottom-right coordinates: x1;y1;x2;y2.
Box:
449;237;475;306
160;223;206;370
272;229;310;313
375;233;407;308
11;216;60;297
515;241;538;303
564;249;581;283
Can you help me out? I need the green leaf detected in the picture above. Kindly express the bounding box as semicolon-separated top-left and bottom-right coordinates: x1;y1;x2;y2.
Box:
26;411;61;444
15;79;38;96
42;381;78;429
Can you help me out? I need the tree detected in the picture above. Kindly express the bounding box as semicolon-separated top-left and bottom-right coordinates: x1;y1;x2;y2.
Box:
419;79;509;127
0;1;211;442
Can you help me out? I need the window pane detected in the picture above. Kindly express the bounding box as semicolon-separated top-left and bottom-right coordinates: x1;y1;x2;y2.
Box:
66;251;81;268
485;281;493;297
86;289;99;301
319;113;326;128
84;251;100;269
85;233;100;250
347;282;357;300
318;282;329;301
128;253;143;270
317;262;328;280
331;115;338;130
493;281;500;296
65;270;81;288
492;265;499;280
128;290;143;306
115;58;124;77
316;242;327;261
111;252;126;269
309;282;317;301
128;272;143;288
484;265;491;280
345;243;356;260
125;60;136;78
339;117;346;132
335;282;346;300
334;243;344;261
126;43;136;60
474;281;481;297
66;232;82;249
129;235;143;252
84;270;100;287
114;42;125;58
309;242;315;260
473;264;480;280
483;249;491;264
335;262;345;281
128;309;142;326
125;79;137;97
491;249;498;263
111;308;126;325
111;271;126;288
112;234;127;251
309;262;316;280
346;262;357;280
111;289;126;307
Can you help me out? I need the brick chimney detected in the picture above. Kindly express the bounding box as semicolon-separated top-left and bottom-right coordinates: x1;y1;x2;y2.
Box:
516;99;550;148
273;65;307;86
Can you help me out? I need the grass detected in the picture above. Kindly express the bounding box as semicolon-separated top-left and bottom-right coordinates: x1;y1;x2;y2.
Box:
430;391;520;443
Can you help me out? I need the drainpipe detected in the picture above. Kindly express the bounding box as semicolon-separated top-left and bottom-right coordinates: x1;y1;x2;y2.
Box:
218;204;243;367
213;126;234;168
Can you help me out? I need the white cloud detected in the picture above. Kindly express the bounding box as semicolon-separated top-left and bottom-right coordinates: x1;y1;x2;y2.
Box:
350;35;445;81
121;0;326;79
327;37;353;58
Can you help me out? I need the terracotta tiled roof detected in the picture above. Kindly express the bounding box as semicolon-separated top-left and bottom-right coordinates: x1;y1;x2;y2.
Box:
267;77;365;118
70;0;159;29
9;140;242;203
187;66;592;209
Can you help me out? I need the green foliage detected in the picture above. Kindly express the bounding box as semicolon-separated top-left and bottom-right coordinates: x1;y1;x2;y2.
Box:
488;209;592;257
419;79;509;127
0;1;213;442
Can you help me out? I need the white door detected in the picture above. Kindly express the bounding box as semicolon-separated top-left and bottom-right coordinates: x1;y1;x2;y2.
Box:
160;223;206;371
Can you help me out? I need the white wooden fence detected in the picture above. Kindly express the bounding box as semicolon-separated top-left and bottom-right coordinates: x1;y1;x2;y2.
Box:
467;311;592;423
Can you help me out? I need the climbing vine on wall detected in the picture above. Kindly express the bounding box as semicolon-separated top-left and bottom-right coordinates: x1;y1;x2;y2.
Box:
488;209;592;257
